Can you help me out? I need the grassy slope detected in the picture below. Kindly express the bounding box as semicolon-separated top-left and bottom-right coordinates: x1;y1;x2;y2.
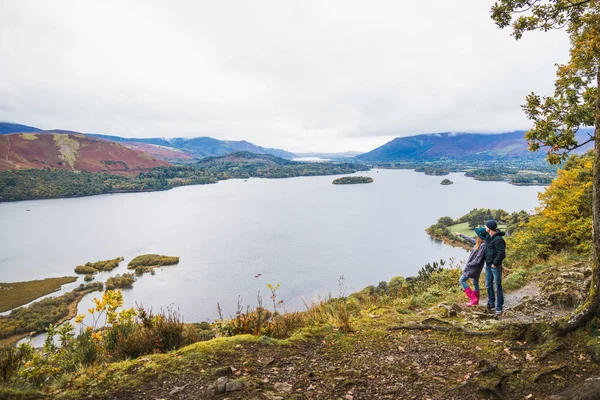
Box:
449;222;508;236
0;277;77;312
49;257;600;400
54;304;600;400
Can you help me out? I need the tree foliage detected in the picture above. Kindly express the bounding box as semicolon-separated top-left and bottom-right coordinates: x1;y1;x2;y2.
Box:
509;152;593;262
491;0;600;334
492;1;598;163
0;154;368;202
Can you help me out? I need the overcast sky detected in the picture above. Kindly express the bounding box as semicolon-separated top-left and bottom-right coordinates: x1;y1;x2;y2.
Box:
0;1;569;152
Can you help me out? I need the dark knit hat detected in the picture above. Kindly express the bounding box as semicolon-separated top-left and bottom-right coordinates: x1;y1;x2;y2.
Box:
486;220;498;231
475;227;487;239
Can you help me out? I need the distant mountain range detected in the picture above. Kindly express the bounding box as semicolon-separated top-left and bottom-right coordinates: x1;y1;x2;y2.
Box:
294;151;363;160
1;122;595;169
0;123;41;134
0;123;296;162
86;134;296;161
0;132;170;174
356;130;595;162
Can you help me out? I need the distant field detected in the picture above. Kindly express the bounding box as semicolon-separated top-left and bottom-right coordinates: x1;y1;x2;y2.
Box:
0;276;77;312
449;222;507;237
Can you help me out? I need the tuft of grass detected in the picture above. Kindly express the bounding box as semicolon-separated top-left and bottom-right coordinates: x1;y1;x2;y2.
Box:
503;269;528;290
0;277;77;312
0;388;46;400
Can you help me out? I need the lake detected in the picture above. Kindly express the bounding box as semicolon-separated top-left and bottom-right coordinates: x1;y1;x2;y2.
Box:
0;169;542;331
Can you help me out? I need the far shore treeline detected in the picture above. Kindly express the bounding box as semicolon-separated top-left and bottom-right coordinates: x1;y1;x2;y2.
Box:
0;152;369;202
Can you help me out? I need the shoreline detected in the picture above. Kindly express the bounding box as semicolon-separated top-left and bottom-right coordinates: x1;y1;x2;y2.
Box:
0;169;367;203
0;286;102;347
373;166;551;187
427;231;472;251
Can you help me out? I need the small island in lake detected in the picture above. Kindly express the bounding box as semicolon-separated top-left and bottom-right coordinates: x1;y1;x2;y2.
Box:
128;254;180;274
440;178;453;185
332;176;374;185
105;273;136;290
74;257;124;274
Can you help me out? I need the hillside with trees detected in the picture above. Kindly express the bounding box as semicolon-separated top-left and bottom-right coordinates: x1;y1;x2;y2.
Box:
0;152;369;201
356;130;594;162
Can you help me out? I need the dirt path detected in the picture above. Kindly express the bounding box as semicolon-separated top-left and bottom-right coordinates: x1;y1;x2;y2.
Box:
503;281;571;323
58;315;600;400
4;134;10;162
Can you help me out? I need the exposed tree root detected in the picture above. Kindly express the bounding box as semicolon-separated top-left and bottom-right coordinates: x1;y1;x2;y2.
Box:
388;322;496;336
538;342;566;361
420;317;453;326
446;360;520;400
553;300;599;338
547;376;600;400
533;365;567;383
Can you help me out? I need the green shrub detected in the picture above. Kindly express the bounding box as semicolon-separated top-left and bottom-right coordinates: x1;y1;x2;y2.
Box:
105;274;135;290
437;216;454;226
74;265;96;275
74;257;123;274
503;270;528;291
388;276;406;297
91;257;124;272
420;287;442;304
0;344;32;385
73;282;103;292
72;330;100;365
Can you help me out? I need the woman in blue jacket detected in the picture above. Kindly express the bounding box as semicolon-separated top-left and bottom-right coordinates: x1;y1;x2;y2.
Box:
454;227;488;306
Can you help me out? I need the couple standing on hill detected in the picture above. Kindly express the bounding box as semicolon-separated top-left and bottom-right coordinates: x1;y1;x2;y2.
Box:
454;220;506;315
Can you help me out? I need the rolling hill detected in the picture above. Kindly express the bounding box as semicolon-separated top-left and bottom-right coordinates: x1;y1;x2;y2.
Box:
0;132;171;174
0;123;296;161
0;122;41;134
356;130;595;162
87;134;296;161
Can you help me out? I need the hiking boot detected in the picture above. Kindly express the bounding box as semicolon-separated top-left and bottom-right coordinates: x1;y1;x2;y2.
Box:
470;290;480;306
464;288;475;306
495;309;503;316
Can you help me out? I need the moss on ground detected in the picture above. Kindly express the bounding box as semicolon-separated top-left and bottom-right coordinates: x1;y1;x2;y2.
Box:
0;388;46;400
52;293;600;400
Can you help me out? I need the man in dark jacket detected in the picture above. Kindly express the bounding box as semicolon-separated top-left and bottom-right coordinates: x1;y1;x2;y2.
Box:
484;220;506;315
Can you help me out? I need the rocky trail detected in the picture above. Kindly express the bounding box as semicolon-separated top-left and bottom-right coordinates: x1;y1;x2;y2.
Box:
57;263;600;400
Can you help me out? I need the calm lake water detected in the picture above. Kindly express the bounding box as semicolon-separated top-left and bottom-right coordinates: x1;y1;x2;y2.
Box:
1;169;542;336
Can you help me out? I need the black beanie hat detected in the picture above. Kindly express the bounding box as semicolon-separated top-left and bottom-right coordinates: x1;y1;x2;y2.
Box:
486;220;498;230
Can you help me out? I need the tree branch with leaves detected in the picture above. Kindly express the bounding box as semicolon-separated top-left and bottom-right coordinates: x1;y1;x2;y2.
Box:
491;0;600;335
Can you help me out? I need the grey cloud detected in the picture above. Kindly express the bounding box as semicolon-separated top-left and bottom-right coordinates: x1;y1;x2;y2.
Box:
0;0;569;152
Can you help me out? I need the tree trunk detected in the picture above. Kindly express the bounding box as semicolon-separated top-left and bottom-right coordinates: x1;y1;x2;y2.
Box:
555;64;600;337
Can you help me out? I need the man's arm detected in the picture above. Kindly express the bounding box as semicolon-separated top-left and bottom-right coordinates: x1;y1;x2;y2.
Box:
493;238;506;266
